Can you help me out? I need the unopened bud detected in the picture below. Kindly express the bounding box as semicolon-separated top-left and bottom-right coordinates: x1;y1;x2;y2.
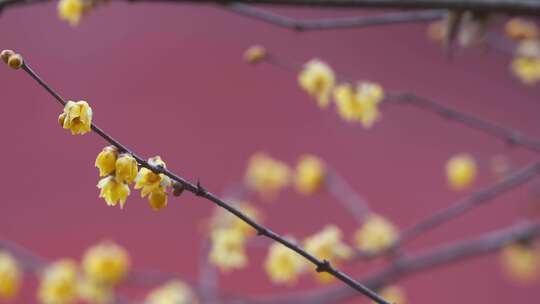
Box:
7;54;23;70
243;45;266;64
0;49;14;64
173;182;185;197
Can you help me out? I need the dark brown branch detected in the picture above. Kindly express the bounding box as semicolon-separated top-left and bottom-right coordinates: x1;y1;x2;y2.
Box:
224;4;444;31
15;57;391;304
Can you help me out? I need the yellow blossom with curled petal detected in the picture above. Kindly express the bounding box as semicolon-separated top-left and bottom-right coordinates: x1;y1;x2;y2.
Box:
77;279;113;304
97;176;130;208
211;202;260;237
354;214;398;254
58;100;92;135
134;157;171;210
245;153;290;199
95;146;118;177
82;241;130;286
501;243;539;283
294;154;326;194
58;0;84;26
146;280;198;304
505;18;538;41
373;286;406;304
38;259;78;304
0;251;22;300
298;59;335;108
446;154;477;191
333;82;384;128
115;154;138;184
209;228;247;272
265;240;307;284
148;188;168;211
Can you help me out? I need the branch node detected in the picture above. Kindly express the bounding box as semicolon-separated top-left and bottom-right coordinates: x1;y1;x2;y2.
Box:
316;260;331;273
256;228;268;236
196;179;207;196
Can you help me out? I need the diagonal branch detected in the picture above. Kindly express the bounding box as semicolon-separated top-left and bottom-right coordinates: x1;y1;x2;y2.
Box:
13;55;391;304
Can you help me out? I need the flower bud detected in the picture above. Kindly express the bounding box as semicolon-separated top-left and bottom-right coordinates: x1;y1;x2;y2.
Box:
7;54;23;70
0;50;14;64
243;45;266;64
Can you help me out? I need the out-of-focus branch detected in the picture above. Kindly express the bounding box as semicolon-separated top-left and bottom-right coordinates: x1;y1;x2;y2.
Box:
325;168;371;223
12;55;391;304
248;221;540;304
224;4;444;31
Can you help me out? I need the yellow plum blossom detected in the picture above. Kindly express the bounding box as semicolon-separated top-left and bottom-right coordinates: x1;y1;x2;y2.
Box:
512;56;540;84
82;241;130;286
354;214;398;254
265;240;306;284
374;286;406;304
0;251;22;300
134;156;171;211
38;259;78;304
58;0;84;26
501;243;539;283
505;18;538;41
244;153;290;199
333;82;384;128
294;154;326;194
446;154;477;191
211;202;260;237
298;59;336;108
77;279;113;304
146;280;198;304
97;176;130;208
209;228;247;272
115;154;138;184
95;146;118;177
304;225;352;283
58;100;92;135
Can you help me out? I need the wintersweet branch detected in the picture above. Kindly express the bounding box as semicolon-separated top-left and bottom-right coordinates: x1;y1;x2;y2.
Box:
224;4;444;31
11;54;391;304
251;221;540;304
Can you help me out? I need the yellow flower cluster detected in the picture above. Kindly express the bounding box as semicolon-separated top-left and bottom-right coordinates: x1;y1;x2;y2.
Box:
95;146;137;208
294;154;326;194
504;19;540;85
59;100;93;135
298;59;385;127
134;156;172;210
245;153;291;199
264;239;307;285
146;280;198;304
354;214;398;254
446;154;477;191
501;242;539;283
304;225;352;283
334;82;384;128
209;202;260;271
0;251;22;300
37;241;130;304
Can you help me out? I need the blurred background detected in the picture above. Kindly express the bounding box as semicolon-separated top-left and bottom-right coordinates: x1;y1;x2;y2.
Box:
0;1;539;303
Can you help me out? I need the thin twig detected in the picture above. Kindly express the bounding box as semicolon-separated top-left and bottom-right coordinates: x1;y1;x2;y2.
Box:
325;168;371;223
224;3;444;31
15;57;391;304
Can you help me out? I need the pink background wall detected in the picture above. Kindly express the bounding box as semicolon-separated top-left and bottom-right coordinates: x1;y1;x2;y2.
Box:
1;2;539;303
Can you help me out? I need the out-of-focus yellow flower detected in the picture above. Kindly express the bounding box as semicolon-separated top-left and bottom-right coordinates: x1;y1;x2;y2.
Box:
38;259;78;304
374;286;406;304
115;154;138;184
512;56;540;85
354;214;398;254
58;0;84;26
244;153;290;199
97;176;130;208
95;146;118;177
294;154;326;194
505;18;538;41
135;157;171;210
304;225;352;283
145;280;198;304
333;82;384;128
0;251;22;300
58;100;92;135
243;45;266;65
209;228;247;272
427;20;446;44
211;202;260;237
298;59;336;108
77;279;113;304
82;241;130;286
265;240;306;284
501;243;539;283
446;154;477;191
